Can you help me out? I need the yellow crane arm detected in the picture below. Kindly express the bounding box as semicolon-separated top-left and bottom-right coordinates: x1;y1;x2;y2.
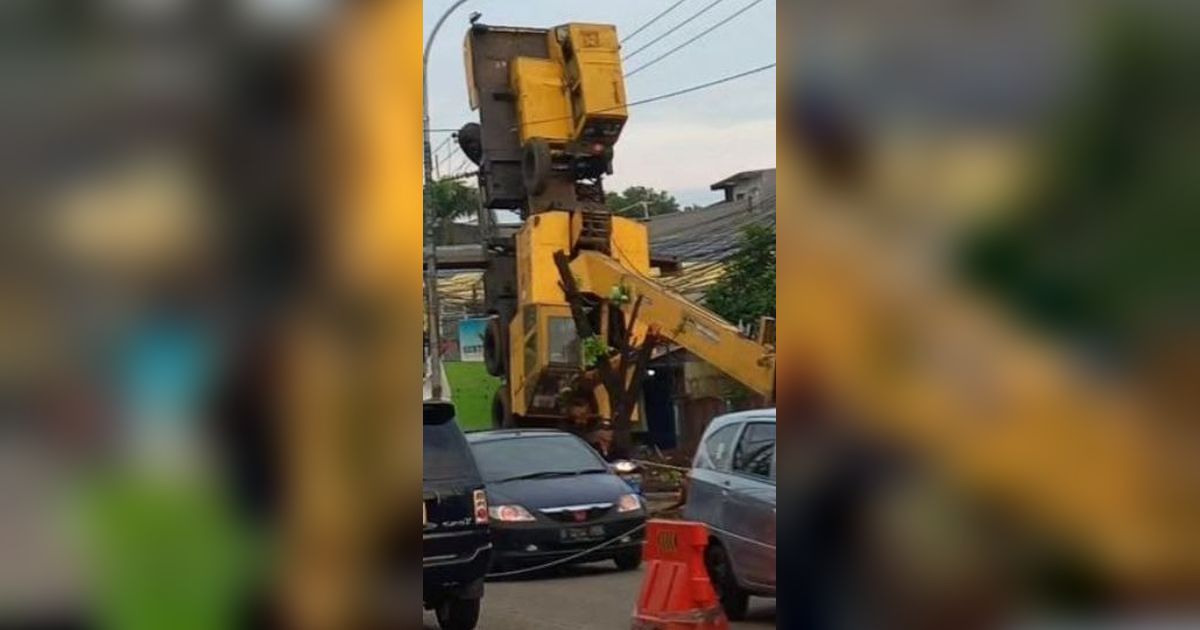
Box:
568;250;775;400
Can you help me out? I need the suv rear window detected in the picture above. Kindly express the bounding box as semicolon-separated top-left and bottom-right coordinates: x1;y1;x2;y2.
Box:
423;405;478;483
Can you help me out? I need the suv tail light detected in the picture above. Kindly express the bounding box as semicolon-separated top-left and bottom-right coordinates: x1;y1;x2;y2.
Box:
473;490;489;524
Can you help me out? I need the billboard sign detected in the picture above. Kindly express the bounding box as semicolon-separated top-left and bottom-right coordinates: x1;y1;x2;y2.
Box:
458;318;488;362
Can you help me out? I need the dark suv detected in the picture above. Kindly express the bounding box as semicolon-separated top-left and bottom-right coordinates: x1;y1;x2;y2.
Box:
423;402;491;630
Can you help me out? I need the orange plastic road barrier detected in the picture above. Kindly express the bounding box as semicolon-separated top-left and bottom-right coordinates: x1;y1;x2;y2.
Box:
632;519;729;630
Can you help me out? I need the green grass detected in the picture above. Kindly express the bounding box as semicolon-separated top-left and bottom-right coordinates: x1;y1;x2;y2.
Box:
444;361;501;432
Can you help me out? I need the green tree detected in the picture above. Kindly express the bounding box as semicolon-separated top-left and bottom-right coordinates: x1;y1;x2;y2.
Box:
427;179;480;244
705;224;776;326
605;186;680;218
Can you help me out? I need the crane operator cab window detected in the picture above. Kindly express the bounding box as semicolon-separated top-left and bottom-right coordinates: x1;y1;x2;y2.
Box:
548;316;581;366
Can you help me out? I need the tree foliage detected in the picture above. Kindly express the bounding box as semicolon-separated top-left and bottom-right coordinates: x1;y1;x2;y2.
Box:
705;225;776;326
427;179;479;243
605;186;680;218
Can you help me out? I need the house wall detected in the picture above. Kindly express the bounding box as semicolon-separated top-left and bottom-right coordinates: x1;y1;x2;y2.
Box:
717;170;777;203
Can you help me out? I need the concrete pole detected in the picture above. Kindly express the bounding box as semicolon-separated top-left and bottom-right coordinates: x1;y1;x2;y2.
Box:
423;0;470;400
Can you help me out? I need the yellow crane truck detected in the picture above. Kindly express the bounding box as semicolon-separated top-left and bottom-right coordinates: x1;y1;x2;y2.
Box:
453;22;776;430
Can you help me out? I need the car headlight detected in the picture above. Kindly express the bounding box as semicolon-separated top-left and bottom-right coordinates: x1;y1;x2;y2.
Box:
617;493;642;513
488;504;536;522
613;460;637;474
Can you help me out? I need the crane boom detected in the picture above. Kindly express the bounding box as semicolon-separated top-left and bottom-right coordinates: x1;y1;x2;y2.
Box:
568;250;775;399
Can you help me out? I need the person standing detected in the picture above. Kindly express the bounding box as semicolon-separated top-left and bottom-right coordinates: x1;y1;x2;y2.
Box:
564;398;595;440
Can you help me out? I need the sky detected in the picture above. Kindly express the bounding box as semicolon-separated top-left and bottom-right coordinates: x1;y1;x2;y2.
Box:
423;0;777;209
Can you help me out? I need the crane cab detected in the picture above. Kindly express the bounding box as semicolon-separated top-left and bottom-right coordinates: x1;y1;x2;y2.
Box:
487;212;647;429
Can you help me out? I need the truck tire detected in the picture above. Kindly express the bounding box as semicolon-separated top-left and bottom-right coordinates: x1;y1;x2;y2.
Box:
522;139;552;196
435;596;480;630
483;317;505;377
491;387;511;429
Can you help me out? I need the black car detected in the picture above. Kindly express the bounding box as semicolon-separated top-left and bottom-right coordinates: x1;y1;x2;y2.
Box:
423;402;491;630
466;429;646;573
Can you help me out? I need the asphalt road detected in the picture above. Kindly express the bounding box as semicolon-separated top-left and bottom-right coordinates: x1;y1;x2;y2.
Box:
423;561;775;629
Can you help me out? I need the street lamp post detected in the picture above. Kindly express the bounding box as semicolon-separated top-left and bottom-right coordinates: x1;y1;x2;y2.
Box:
424;0;470;400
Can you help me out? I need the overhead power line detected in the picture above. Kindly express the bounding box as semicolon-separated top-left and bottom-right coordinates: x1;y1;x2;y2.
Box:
623;0;728;61
627;0;766;78
621;0;690;44
627;62;776;109
448;154;470;178
513;62;776;129
433;134;455;178
433;133;454;156
438;169;479;183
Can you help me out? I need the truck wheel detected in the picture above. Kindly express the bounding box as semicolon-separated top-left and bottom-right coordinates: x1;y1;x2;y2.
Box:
522;139;552;196
483;317;505;377
435;596;481;630
491;388;511;429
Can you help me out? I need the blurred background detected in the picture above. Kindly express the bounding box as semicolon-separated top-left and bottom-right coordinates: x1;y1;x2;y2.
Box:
778;0;1200;625
2;0;423;628
3;0;1200;627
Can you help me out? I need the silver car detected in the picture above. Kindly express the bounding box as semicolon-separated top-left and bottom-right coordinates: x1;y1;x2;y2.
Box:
682;409;776;620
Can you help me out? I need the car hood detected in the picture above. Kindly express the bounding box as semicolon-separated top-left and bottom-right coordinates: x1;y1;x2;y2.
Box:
486;473;631;510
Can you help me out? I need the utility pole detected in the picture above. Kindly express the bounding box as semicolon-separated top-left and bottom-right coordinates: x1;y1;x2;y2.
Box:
423;0;470;400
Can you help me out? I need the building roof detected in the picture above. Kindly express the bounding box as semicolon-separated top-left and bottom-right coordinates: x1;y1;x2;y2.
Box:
710;168;775;191
648;194;775;263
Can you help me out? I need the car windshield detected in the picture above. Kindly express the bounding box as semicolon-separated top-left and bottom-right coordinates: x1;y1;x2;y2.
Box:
471;434;608;483
423;413;477;483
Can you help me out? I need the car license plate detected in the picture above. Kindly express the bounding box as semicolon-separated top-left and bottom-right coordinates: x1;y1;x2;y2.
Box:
561;525;605;542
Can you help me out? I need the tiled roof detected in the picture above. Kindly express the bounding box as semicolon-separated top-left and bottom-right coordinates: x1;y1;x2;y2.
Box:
648;194;776;263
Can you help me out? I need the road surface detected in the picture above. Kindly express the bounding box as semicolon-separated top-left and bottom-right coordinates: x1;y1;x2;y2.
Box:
423;561;775;629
